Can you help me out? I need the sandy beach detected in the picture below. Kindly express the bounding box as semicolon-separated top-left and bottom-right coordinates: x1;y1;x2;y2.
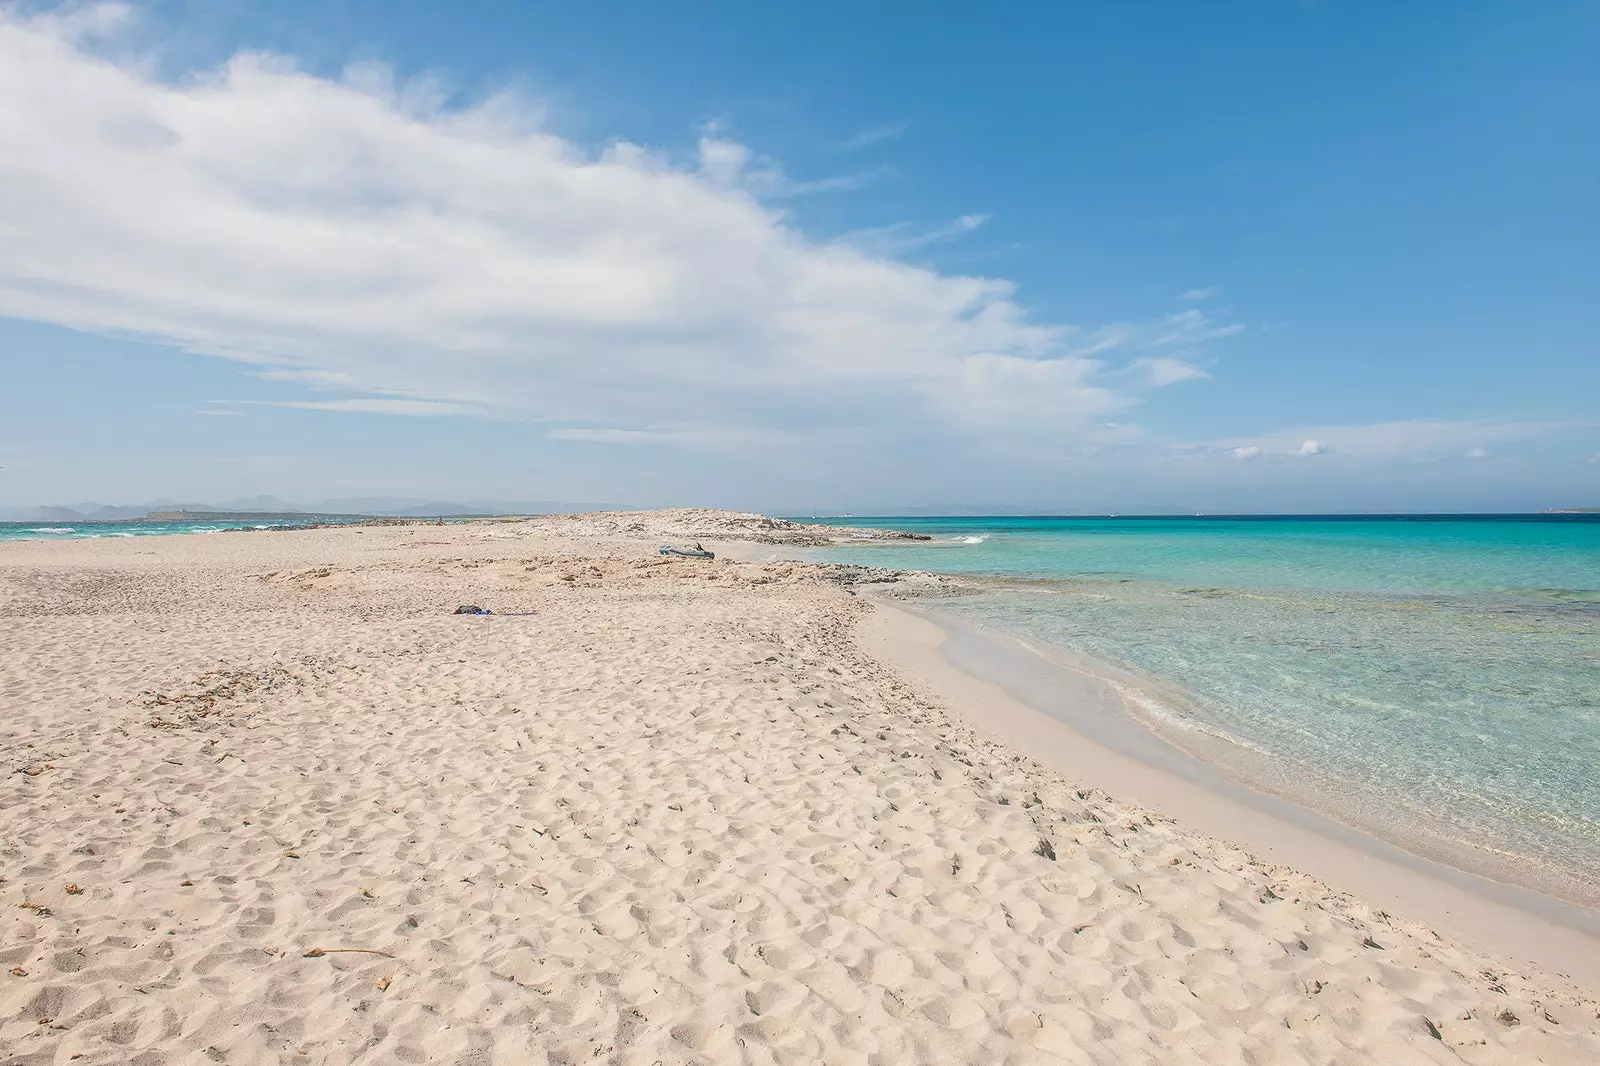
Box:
3;511;1599;1065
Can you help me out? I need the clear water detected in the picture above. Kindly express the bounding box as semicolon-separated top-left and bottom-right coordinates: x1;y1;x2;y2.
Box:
801;516;1600;889
0;518;340;541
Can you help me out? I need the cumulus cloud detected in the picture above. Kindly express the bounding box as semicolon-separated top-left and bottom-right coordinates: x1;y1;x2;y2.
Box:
1294;439;1328;457
1231;445;1261;461
0;6;1242;452
1462;447;1489;460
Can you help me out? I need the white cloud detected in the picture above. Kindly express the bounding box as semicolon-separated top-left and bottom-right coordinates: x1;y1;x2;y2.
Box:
1589;453;1600;464
0;7;1243;452
1179;287;1220;301
1205;419;1583;462
1462;447;1489;460
1294;439;1328;457
1131;357;1208;387
1231;445;1261;461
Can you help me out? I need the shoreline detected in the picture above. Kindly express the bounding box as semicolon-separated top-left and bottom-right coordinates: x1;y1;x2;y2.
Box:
857;594;1600;989
6;515;1600;1062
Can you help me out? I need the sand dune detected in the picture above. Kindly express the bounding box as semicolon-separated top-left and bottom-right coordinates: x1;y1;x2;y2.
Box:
2;517;1597;1064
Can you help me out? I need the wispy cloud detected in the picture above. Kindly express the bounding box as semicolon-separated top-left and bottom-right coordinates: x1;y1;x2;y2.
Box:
0;6;1239;449
1179;286;1221;301
695;136;884;197
833;122;907;151
1130;357;1207;387
219;399;483;416
548;428;661;444
1146;310;1244;348
1462;447;1490;460
1231;445;1261;460
837;213;990;256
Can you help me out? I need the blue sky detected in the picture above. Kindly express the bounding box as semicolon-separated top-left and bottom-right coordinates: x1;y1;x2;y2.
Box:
1;1;1597;513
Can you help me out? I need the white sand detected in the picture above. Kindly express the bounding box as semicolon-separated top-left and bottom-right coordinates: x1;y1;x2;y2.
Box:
2;514;1597;1064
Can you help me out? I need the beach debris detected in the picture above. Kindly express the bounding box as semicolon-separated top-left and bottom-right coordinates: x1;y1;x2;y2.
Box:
1033;838;1057;861
9;967;27;977
376;975;392;991
180;879;195;887
1423;1017;1443;1040
19;901;52;916
453;604;491;615
303;947;395;959
1360;934;1384;950
283;850;301;859
140;660;324;728
63;883;83;895
1494;1007;1520;1026
658;543;715;559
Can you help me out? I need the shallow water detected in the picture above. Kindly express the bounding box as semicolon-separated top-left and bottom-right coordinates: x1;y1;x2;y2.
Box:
803;515;1600;890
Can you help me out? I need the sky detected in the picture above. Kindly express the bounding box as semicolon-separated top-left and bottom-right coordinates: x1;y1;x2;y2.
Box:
1;0;1597;514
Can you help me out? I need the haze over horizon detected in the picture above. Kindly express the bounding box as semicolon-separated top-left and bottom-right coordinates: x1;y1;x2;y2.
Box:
2;2;1597;514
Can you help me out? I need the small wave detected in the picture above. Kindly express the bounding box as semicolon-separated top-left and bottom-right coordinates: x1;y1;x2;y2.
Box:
26;526;75;534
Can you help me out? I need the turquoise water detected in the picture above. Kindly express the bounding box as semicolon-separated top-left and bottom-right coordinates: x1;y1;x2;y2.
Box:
802;516;1600;890
0;518;338;541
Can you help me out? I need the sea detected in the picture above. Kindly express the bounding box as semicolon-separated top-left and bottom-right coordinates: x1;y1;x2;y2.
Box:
799;515;1600;899
0;518;338;541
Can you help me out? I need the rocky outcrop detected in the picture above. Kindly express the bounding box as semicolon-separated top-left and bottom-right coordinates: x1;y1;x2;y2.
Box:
522;508;931;546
